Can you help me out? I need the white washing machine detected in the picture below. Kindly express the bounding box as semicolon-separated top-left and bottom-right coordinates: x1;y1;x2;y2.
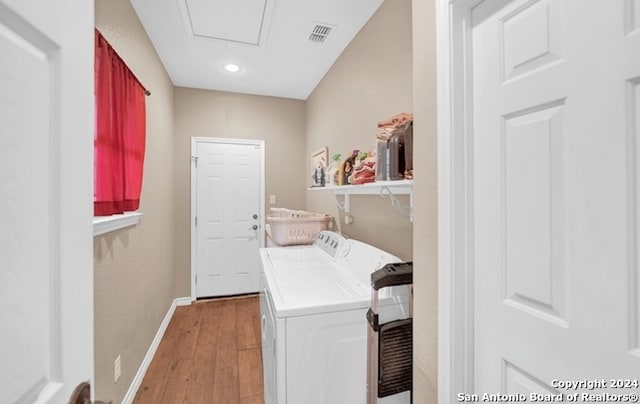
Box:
259;231;411;404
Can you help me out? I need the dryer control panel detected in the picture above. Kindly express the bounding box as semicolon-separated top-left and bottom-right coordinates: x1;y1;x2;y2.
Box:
313;231;346;261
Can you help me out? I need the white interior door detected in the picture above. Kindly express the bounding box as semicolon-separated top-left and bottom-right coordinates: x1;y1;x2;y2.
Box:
472;0;640;395
193;138;264;298
0;0;94;403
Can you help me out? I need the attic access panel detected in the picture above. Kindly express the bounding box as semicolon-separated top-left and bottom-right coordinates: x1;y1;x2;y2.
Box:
185;0;269;45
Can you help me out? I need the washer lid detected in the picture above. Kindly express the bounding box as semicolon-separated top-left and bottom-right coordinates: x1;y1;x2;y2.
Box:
265;263;371;317
259;232;404;318
262;245;330;269
261;248;371;317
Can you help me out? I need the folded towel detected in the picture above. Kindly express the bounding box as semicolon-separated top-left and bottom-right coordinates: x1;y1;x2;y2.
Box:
352;157;376;185
377;112;413;129
376;127;399;141
404;169;413;180
353;174;376;185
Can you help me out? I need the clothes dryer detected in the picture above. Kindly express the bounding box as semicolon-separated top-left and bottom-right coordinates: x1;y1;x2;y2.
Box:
259;231;411;404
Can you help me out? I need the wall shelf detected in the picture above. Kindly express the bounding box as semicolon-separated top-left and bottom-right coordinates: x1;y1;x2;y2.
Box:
93;212;143;236
309;180;413;221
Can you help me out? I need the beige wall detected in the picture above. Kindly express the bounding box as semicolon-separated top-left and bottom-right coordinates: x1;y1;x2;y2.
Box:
412;0;439;402
93;0;436;402
172;88;307;295
305;0;414;260
94;0;176;402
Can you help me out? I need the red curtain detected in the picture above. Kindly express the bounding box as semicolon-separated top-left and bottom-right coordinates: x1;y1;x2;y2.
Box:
94;30;147;216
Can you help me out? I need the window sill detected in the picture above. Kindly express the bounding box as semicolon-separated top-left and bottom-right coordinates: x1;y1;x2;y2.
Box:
93;212;143;236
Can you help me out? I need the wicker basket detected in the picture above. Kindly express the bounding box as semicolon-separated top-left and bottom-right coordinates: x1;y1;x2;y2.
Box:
267;208;332;246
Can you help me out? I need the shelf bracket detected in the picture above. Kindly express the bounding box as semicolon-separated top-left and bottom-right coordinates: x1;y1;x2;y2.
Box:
332;193;351;213
379;186;413;222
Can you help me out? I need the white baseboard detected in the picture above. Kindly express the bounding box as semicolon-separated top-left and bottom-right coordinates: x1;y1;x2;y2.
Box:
122;296;193;404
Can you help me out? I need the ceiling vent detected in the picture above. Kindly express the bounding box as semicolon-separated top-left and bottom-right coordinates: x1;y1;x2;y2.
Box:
308;23;335;44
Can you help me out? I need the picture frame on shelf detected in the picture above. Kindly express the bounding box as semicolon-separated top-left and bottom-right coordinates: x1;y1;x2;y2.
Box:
310;146;328;187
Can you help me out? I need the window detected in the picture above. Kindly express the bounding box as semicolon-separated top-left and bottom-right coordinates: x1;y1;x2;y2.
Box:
94;29;147;217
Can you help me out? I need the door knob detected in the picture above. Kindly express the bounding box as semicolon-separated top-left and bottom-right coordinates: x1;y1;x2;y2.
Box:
69;381;112;404
250;224;258;230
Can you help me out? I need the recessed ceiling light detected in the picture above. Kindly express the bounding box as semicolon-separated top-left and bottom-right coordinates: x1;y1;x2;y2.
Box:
223;63;241;73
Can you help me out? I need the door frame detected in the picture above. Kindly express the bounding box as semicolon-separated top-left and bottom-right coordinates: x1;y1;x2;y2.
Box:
436;0;482;401
190;137;266;300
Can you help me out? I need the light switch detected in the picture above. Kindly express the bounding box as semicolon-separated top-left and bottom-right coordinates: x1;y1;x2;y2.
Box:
269;194;277;205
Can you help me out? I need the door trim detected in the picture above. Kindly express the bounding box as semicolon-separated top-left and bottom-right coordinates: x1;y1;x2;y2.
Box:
437;0;482;401
190;137;266;301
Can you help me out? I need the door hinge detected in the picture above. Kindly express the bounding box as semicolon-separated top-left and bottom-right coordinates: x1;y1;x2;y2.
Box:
195;274;197;284
191;156;198;167
195;216;198;226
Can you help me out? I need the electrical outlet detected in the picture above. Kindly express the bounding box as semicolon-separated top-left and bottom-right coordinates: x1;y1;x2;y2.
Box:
269;194;277;205
114;355;121;382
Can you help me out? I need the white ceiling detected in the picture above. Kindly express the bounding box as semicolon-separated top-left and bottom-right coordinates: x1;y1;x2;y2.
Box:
130;0;384;100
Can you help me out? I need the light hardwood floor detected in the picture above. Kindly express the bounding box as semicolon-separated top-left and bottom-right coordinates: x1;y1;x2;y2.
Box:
133;295;264;404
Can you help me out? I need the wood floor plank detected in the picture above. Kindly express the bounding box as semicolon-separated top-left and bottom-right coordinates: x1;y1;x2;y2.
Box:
158;358;191;403
236;296;261;350
133;306;193;403
133;296;264;404
212;300;240;404
132;362;170;404
238;348;263;398
175;303;203;360
185;302;221;403
197;299;224;348
240;394;265;404
183;350;216;403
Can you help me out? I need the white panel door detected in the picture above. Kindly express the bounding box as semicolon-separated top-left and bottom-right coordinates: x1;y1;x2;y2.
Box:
472;0;640;396
0;0;93;403
195;139;263;298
